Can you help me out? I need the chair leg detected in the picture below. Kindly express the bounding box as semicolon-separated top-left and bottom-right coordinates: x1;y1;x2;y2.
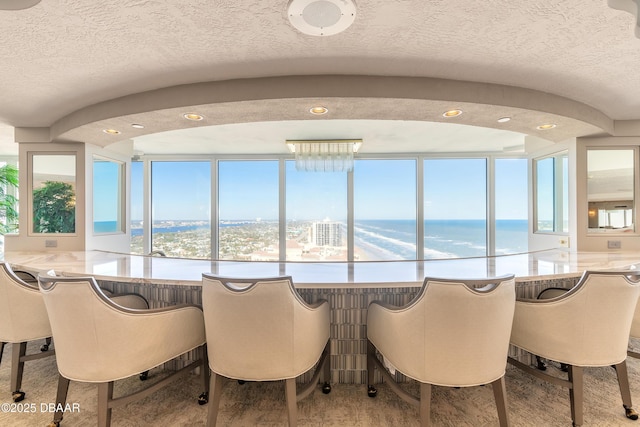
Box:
52;375;70;425
97;382;114;427
206;372;224;427
614;361;639;420
568;365;584;427
10;342;26;401
491;376;510;427
285;377;298;427
199;345;210;404
419;382;432;427
0;342;5;366
322;341;331;393
366;340;377;397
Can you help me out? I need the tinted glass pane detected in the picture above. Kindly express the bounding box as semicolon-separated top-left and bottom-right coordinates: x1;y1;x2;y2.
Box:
424;158;487;259
354;159;417;260
286;160;347;261
495;158;528;254
218;160;279;260
93;158;124;234
151;161;211;258
535;157;554;232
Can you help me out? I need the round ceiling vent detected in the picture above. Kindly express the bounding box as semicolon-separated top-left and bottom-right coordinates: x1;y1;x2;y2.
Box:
288;0;356;36
0;0;41;10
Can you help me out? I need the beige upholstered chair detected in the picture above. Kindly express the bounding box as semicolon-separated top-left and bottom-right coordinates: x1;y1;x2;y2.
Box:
201;274;331;427
366;275;516;427
0;262;55;403
509;271;640;426
630;297;640;359
38;275;209;427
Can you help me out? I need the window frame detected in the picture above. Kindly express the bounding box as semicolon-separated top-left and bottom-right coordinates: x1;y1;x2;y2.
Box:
133;152;529;261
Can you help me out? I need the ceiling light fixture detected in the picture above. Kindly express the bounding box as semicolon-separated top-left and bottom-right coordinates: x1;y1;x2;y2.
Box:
0;0;41;10
288;0;357;36
286;139;362;172
183;113;204;121
102;129;121;135
442;109;463;118
497;117;511;123
309;106;328;115
131;123;145;129
537;123;557;130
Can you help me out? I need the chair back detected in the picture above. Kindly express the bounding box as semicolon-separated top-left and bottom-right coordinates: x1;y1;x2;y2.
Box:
202;274;329;381
367;275;515;386
513;271;640;366
0;263;51;342
632;303;640;339
627;270;640;339
37;275;162;382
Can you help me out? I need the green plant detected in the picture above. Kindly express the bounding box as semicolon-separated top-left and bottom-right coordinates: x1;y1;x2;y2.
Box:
33;181;76;233
0;164;19;234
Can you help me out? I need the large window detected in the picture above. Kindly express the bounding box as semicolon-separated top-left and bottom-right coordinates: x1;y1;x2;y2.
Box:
32;154;76;234
534;152;568;233
218;160;279;260
286;160;347;261
132;155;530;261
354;159;417;260
93;156;124;234
495;158;528;254
151;161;211;258
424;158;487;259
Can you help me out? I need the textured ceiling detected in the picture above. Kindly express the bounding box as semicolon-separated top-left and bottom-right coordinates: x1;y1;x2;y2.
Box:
1;0;640;155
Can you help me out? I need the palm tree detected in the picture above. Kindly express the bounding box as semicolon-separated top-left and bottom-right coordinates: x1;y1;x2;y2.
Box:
0;164;18;234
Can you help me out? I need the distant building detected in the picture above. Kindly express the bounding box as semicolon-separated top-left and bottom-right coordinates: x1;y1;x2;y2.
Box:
312;221;343;247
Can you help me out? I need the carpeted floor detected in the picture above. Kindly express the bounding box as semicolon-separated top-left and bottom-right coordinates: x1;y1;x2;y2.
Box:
2;342;640;426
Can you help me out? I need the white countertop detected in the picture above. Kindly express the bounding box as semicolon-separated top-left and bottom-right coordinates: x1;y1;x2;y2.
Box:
4;249;640;288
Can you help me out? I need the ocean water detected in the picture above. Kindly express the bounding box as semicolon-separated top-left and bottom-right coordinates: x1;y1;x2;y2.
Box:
127;219;528;259
356;219;528;260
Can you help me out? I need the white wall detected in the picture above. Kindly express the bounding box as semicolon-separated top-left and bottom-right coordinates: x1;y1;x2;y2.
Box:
5;140;133;253
575;136;640;251
5;141;86;252
84;140;133;252
526;137;577;252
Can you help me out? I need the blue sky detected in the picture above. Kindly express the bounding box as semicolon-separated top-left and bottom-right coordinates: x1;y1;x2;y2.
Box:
120;158;528;222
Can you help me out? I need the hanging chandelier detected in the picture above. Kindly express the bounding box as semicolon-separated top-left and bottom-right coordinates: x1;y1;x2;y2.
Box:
286;139;363;172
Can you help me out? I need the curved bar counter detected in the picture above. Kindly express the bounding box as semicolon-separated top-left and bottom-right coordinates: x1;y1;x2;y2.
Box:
5;249;640;383
5;248;640;286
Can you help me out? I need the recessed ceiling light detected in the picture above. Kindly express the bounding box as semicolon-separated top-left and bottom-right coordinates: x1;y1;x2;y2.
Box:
131;123;145;129
309;106;328;115
183;113;204;121
497;117;511;123
102;129;121;135
442;109;462;118
537;123;557;130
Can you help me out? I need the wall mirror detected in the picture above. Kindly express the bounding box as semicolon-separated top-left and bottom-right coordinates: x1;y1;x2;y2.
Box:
587;149;635;233
31;154;76;234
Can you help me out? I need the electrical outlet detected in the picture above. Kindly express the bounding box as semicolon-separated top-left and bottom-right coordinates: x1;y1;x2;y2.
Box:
607;240;622;249
558;237;569;248
45;239;58;248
